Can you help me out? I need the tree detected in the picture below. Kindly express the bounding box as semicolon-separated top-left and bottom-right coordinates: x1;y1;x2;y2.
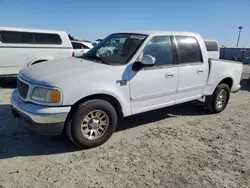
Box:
83;39;92;43
68;34;75;41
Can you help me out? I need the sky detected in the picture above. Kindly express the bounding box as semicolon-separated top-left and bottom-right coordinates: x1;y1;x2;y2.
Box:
0;0;249;47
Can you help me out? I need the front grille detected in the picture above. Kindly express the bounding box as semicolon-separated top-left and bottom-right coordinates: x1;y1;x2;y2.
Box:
17;79;29;99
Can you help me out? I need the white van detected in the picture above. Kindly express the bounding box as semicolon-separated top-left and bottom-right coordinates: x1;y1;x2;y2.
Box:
204;40;220;59
0;27;73;76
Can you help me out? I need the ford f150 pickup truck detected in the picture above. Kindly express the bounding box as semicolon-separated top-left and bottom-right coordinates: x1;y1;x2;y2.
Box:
11;31;243;148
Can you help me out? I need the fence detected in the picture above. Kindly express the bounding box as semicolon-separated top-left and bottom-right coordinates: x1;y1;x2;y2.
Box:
220;47;250;64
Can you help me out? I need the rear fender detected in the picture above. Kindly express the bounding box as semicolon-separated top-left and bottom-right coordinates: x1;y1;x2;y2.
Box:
204;72;234;96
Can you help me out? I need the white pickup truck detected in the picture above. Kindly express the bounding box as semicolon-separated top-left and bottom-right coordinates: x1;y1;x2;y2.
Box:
11;31;243;148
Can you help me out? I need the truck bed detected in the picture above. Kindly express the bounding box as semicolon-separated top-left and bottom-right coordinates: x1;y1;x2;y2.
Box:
204;58;243;95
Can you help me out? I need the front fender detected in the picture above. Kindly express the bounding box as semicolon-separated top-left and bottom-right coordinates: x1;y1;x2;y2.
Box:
62;83;131;117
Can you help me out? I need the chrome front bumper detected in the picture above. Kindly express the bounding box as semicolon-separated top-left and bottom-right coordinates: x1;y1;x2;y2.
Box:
11;89;71;135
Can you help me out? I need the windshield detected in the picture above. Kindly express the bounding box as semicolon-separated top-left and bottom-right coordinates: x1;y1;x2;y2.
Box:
84;33;147;65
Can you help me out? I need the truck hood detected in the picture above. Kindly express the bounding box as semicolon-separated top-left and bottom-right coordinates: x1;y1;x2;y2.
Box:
19;57;110;86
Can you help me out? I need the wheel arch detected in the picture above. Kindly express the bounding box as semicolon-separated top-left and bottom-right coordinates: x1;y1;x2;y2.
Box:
31;59;48;65
204;76;234;96
27;57;54;66
218;77;233;90
71;94;124;118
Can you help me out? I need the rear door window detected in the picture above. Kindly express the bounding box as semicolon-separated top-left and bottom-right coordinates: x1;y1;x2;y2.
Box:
81;44;90;49
175;36;203;64
72;42;82;49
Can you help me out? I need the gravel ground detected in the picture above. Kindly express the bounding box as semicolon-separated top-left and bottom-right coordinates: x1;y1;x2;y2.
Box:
0;66;250;188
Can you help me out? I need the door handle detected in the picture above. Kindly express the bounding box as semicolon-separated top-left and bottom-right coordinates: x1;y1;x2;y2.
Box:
197;69;204;74
165;72;174;78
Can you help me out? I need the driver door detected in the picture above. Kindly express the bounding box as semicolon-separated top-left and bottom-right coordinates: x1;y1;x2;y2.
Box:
129;36;178;114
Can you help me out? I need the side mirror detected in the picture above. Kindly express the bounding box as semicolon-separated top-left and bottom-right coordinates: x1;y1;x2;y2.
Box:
141;55;156;66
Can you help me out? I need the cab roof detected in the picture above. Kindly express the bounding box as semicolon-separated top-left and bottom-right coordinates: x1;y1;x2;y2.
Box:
0;27;66;34
121;30;199;36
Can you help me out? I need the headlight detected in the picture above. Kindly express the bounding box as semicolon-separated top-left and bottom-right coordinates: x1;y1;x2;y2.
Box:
31;87;61;103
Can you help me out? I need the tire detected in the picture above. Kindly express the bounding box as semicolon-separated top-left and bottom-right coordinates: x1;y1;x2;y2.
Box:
205;83;230;114
66;99;117;149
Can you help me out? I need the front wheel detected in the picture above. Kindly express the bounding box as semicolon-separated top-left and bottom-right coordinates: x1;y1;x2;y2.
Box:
66;99;117;148
205;83;230;113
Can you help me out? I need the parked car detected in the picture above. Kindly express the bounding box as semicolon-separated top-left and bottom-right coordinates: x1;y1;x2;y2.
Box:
98;40;124;56
11;31;243;149
98;45;116;56
0;27;73;76
71;41;93;58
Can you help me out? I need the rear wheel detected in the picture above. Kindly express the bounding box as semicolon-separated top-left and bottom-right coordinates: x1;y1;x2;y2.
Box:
66;99;117;148
205;83;230;113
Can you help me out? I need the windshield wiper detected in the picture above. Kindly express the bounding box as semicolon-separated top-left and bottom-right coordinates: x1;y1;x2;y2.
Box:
97;56;109;65
85;55;109;65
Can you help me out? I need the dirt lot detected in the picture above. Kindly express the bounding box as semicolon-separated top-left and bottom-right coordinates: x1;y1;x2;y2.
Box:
0;66;250;188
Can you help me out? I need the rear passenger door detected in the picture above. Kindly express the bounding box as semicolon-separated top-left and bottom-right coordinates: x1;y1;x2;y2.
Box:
175;36;208;103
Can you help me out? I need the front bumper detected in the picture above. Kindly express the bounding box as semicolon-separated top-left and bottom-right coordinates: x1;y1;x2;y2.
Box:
11;89;71;135
231;84;241;93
